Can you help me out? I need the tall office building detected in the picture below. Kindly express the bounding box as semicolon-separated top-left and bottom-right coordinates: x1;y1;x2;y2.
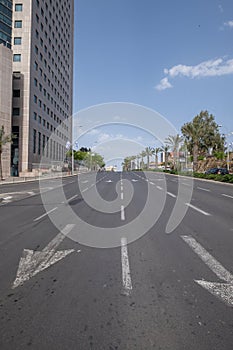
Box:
0;0;13;178
12;0;74;175
0;0;12;48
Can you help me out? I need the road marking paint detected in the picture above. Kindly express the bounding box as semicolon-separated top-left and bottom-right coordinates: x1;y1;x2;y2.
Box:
28;192;35;196
3;196;13;201
121;193;124;200
167;192;176;198
185;203;211;216
34;207;58;222
197;187;210;192
81;180;89;184
121;237;132;296
13;224;75;289
181;235;233;306
82;188;89;193
121;186;123;192
150;182;155;185
222;194;233;199
182;182;191;186
67;194;78;202
156;186;163;191
121;206;125;221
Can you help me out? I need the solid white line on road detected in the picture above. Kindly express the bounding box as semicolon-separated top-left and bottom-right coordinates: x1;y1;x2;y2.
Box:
34;207;58;222
167;192;176;198
121;205;125;221
181;235;233;283
3;196;13;201
27;192;35;196
197;187;210;192
222;194;233;199
157;186;163;191
67;194;78;202
185;203;211;216
121;237;133;296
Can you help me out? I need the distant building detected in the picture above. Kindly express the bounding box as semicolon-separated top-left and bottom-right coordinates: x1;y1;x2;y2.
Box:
11;0;74;176
0;44;13;178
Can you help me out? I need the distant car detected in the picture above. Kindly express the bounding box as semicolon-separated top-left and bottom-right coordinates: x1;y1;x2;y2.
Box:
205;167;229;175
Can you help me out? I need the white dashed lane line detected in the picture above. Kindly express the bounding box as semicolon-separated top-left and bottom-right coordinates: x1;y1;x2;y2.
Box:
121;237;132;296
197;187;210;192
34;207;58;222
185;203;211;216
222;194;233;199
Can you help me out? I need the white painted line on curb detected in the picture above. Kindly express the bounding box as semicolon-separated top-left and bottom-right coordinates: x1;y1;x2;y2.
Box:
34;207;58;222
185;203;211;216
121;237;132;296
167;192;176;198
121;206;125;221
197;187;210;192
222;194;233;199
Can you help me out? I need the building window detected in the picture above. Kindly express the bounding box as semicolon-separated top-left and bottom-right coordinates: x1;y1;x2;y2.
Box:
13;108;20;116
13;90;20;97
14;37;22;45
34;78;38;87
42;135;45;156
38;132;41;155
34;95;37;103
14;20;22;28
33;129;37;154
34;112;37;121
13;54;21;62
15;4;23;11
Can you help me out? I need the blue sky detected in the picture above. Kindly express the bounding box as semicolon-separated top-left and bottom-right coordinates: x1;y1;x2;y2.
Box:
73;0;233;164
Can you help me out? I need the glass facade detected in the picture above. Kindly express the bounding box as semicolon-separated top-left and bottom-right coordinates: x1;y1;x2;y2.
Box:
0;0;12;48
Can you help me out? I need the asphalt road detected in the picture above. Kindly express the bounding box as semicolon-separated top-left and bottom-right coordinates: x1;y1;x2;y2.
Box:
0;172;232;349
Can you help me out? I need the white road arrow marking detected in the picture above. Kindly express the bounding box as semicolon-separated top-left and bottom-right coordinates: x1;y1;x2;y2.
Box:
12;224;75;289
181;235;233;306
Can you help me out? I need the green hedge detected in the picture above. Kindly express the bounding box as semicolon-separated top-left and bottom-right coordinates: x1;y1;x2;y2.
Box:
161;170;233;183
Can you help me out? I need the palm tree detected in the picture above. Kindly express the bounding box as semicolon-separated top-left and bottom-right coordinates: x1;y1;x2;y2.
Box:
140;150;146;170
161;144;170;170
0;126;13;180
181;123;201;172
165;134;183;170
145;147;153;169
153;147;162;168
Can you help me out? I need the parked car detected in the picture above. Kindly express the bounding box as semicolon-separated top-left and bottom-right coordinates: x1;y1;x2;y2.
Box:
205;167;229;175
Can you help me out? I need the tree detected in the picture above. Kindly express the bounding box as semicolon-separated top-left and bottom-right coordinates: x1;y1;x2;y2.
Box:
161;144;170;170
144;147;153;169
165;134;183;170
0;126;13;180
153;147;162;168
181;111;224;172
140;150;146;169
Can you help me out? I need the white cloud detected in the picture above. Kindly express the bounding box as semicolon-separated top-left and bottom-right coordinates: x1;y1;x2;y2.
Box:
218;4;224;13
156;57;233;90
224;20;233;28
155;77;173;91
166;58;233;78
